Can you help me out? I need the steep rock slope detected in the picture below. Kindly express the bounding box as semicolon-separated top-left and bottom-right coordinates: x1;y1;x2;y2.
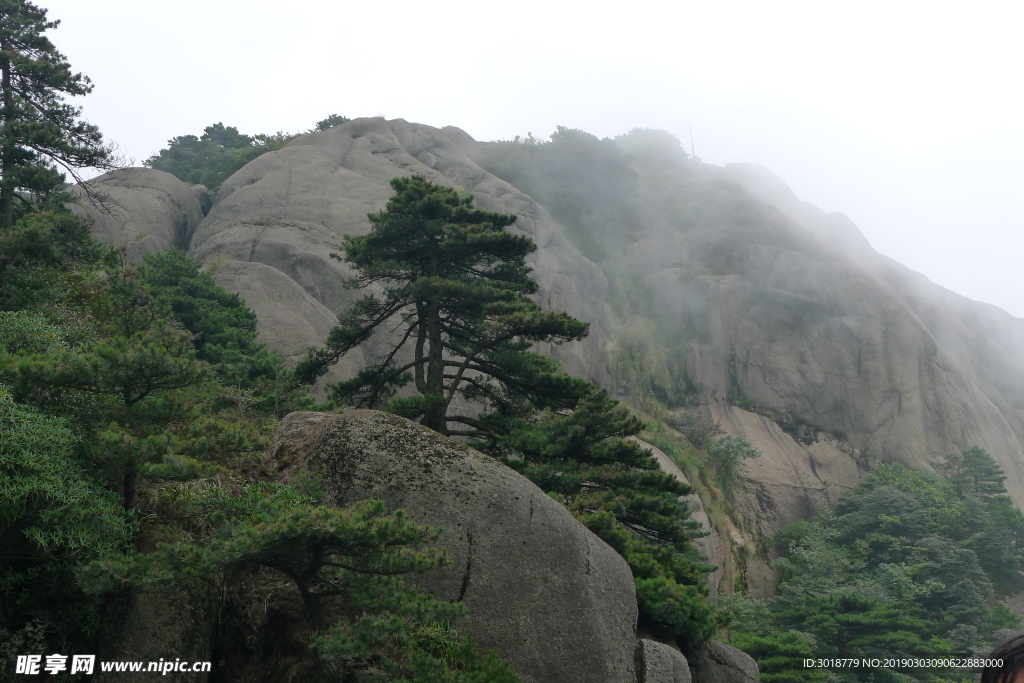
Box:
186;118;610;383
466;132;1024;510
77;119;1024;597
683;162;1024;504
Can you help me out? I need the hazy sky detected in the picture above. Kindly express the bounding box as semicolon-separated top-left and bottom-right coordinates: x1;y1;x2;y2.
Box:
39;0;1024;316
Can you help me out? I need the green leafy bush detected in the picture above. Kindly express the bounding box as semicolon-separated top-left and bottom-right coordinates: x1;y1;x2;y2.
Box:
666;412;723;449
0;387;131;663
704;435;761;498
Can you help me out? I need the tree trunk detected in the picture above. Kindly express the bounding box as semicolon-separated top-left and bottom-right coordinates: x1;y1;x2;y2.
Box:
0;35;14;228
123;462;139;511
420;251;448;434
422;297;447;434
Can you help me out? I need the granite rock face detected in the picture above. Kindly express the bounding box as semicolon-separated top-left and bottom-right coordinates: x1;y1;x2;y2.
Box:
80;118;1024;599
184;120;1024;516
688;640;759;683
266;409;639;683
602;153;1024;516
639;639;693;683
187;118;610;384
70;168;204;261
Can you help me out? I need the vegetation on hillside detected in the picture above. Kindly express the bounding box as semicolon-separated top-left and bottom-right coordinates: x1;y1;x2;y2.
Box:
0;10;512;674
720;451;1024;682
484;389;719;651
11;14;1024;674
0;206;519;680
144;114;349;191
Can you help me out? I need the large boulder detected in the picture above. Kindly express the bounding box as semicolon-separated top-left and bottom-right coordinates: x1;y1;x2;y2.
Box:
688;640;759;683
266;409;639;683
639;639;693;683
71;168;204;261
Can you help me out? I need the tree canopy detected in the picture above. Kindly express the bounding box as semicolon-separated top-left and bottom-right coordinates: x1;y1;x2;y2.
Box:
143;122;293;190
296;174;590;435
0;201;513;677
144;115;349;191
722;453;1024;682
0;0;119;226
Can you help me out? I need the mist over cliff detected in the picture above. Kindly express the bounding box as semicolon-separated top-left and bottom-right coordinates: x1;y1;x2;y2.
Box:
77;117;1024;598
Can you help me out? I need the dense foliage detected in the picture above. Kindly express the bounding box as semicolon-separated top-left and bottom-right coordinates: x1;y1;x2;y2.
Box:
721;452;1024;682
0;202;515;679
83;488;519;682
143;122;294;191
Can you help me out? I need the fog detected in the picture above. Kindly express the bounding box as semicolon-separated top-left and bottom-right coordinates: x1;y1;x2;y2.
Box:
38;0;1024;315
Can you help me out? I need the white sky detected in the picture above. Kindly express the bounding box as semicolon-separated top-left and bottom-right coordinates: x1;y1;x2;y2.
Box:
39;0;1024;316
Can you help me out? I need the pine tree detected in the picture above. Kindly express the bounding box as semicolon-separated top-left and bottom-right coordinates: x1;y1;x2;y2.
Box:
139;248;303;414
939;446;1008;498
296;175;590;435
143;122;294;191
0;0;119;227
484;388;717;652
2;267;258;510
82;487;521;681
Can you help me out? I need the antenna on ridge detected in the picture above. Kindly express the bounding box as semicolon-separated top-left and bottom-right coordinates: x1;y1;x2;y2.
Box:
689;124;696;159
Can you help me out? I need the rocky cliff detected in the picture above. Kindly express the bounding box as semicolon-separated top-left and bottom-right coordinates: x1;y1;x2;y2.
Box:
96;410;754;682
75;117;1024;601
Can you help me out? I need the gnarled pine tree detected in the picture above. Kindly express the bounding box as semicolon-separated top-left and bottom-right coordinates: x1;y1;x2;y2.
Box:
0;0;119;227
296;175;590;435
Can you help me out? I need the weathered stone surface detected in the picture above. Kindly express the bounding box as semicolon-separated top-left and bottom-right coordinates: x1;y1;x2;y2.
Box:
266;410;639;683
688;640;759;683
208;259;338;361
678;162;1024;512
71;168;203;261
187;117;610;384
639;639;693;683
684;404;863;597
